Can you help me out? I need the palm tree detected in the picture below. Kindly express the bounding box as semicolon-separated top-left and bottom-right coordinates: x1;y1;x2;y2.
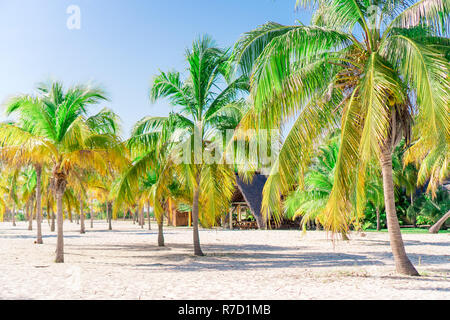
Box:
151;36;248;255
394;152;419;227
0;81;126;263
115;116;180;247
0;115;46;243
18;167;37;232
0;169;20;227
416;187;450;230
116;36;247;255
285;134;386;233
284;136;340;231
233;0;448;275
366;170;385;231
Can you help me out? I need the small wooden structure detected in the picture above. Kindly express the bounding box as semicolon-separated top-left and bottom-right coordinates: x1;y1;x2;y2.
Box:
166;199;193;227
225;173;268;230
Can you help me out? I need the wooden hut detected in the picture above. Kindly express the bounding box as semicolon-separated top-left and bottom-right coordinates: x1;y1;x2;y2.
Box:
166;200;193;227
226;173;267;230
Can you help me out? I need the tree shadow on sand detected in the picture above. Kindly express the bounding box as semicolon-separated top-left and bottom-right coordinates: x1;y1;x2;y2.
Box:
65;242;387;271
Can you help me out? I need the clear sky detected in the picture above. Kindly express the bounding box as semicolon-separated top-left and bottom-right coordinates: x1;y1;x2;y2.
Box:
0;0;312;137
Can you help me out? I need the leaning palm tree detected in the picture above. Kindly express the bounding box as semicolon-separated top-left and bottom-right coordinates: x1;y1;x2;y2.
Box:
233;0;449;275
0;81;126;263
416;187;450;231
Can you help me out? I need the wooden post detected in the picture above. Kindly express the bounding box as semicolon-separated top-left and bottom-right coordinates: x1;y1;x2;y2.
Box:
188;210;192;227
229;207;233;230
237;205;241;222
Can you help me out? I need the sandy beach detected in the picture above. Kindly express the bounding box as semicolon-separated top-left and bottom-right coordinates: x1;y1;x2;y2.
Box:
0;220;448;300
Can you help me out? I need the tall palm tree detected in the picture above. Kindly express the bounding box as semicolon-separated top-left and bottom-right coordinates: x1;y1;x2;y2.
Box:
116;36;247;256
233;0;449;275
0;81;126;263
151;36;248;256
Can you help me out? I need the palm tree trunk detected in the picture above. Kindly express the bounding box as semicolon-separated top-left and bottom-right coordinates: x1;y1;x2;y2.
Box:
90;200;94;228
107;201;112;230
410;195;417;228
429;211;450;234
27;200;33;231
376;207;381;231
135;209;140;228
147;201;151;230
341;232;350;240
12;203;16;227
158;215;164;246
380;149;419;276
51;209;55;232
55;190;65;263
192;181;204;256
79;196;85;234
35;165;43;244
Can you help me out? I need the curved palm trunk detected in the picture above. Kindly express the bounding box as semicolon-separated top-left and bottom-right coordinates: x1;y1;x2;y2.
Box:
55;190;65;263
35;165;43;244
380;150;419;276
158;215;164;247
192;183;204;256
429;211;450;234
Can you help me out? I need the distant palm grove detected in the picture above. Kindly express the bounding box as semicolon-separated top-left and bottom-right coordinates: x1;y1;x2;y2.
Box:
0;0;448;276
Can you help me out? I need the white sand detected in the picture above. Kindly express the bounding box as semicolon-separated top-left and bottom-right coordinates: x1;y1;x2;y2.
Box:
0;220;448;300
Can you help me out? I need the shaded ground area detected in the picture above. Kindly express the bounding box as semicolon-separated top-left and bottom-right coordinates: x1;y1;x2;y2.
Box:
0;221;448;299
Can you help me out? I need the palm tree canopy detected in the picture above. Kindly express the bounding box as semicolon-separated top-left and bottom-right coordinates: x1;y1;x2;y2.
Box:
0;81;127;192
233;0;449;232
115;36;249;226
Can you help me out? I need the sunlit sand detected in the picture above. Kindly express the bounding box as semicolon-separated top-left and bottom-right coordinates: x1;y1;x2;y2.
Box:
0;221;448;300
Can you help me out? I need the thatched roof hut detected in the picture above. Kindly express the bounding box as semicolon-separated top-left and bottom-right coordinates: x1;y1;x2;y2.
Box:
232;173;267;229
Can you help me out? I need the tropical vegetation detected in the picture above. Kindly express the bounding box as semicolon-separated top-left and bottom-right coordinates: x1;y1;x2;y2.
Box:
0;1;448;278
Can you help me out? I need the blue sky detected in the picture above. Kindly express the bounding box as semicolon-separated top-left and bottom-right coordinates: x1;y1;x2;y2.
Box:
0;0;312;137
